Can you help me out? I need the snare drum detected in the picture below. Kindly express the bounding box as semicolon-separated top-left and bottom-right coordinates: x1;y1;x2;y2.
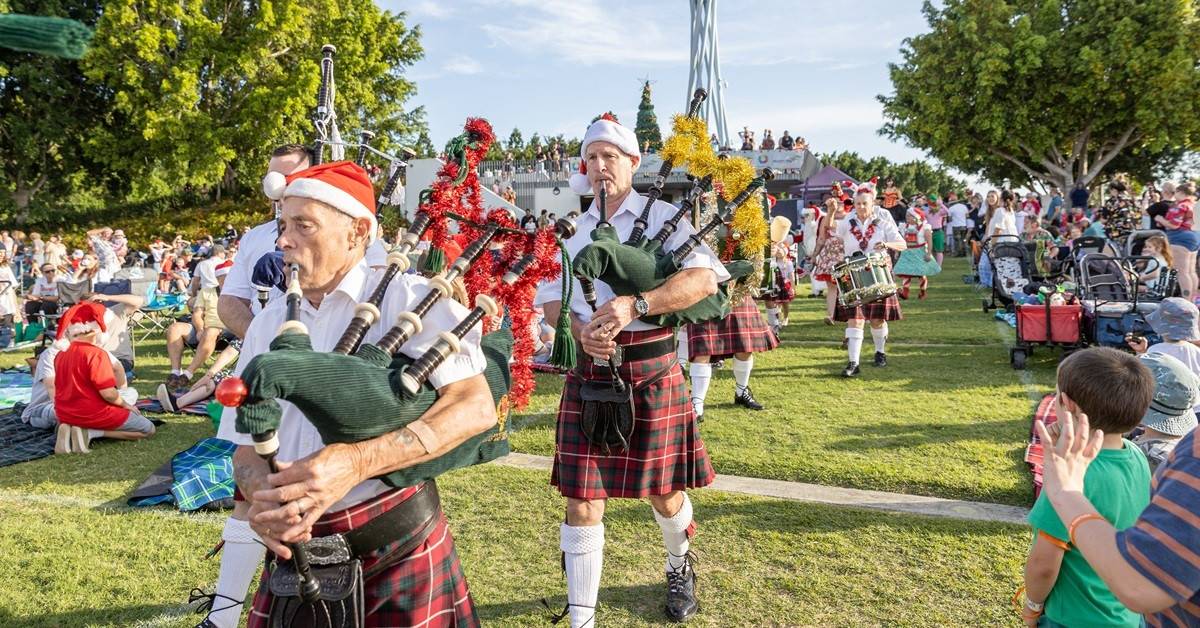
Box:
834;252;897;308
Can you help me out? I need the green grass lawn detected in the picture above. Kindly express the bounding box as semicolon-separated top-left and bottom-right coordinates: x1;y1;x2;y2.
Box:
0;256;1046;626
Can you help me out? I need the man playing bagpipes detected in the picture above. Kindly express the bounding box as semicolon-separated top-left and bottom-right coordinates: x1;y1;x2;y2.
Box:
215;161;494;627
536;114;729;626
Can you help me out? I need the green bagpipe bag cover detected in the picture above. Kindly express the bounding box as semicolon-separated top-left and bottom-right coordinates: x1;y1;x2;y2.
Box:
235;329;514;488
571;227;751;328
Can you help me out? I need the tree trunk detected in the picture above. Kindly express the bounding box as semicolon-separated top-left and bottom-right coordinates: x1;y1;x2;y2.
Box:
11;186;32;225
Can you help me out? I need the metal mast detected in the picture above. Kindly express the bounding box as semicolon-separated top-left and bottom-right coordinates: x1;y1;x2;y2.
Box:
687;0;730;149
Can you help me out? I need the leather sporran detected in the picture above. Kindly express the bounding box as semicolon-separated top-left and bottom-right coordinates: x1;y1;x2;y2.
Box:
267;559;365;628
578;378;635;454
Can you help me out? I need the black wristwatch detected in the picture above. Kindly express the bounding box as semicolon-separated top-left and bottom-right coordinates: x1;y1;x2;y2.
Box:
633;294;650;316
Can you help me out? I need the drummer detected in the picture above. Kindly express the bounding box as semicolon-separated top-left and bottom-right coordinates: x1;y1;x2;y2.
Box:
833;185;907;377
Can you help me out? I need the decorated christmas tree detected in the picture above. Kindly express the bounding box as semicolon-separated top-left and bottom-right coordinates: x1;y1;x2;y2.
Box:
634;80;663;153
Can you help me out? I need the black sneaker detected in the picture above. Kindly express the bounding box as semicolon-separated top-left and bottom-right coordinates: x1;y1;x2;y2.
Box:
733;387;764;411
874;352;888;367
842;362;860;377
665;554;699;622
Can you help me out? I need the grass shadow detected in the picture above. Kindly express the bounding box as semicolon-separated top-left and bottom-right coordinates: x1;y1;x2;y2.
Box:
0;602;188;628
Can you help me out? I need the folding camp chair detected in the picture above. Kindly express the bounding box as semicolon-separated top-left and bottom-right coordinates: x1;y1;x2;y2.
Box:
132;283;186;342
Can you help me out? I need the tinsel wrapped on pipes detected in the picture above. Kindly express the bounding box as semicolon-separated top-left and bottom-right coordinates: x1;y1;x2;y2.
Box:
417;118;562;408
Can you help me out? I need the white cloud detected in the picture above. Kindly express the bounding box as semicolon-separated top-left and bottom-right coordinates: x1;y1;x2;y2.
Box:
479;0;685;66
442;54;483;75
407;0;454;18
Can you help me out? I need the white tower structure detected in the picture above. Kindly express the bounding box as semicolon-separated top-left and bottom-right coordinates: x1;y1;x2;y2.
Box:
688;0;730;148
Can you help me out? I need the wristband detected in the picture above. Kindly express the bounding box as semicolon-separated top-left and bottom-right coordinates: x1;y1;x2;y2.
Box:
1067;513;1107;547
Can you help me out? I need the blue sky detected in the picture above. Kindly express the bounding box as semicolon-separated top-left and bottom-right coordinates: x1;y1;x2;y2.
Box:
377;0;944;172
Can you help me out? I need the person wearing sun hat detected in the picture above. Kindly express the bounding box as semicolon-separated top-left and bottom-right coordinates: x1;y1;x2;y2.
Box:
1133;352;1199;472
215;159;492;627
1127;297;1200;378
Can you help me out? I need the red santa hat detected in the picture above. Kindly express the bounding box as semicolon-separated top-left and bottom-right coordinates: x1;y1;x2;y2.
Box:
907;206;926;222
261;161;379;243
568;113;641;195
56;301;108;350
857;176;879;196
215;259;234;278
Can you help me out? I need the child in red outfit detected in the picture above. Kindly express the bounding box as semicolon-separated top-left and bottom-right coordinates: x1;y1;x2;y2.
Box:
52;302;154;453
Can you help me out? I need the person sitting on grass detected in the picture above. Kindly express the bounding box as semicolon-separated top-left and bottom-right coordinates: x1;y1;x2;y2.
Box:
22;344;63;444
163;259;234;390
155;336;240;413
52;302;155;454
1021;347;1153;627
1132;352;1198;473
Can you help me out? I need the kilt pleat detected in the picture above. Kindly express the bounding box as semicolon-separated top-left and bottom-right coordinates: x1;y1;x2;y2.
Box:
247;485;479;628
552;328;715;500
833;293;904;322
685;297;779;360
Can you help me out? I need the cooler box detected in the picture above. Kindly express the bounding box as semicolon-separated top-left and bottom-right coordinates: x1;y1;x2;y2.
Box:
1016;303;1082;344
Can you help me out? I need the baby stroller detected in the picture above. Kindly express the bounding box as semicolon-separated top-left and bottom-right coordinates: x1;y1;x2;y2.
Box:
1010;297;1084;370
982;235;1032;312
1078;253;1162;348
1124;229;1168;257
1066;236;1122;286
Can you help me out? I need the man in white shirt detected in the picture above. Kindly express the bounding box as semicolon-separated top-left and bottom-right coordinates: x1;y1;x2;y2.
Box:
537;114;728;626
24;263;60;325
215;160;494;627
833;187;908;376
947;192;970;257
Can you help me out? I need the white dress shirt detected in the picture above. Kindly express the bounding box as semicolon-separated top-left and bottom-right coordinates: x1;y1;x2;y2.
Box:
535;191;730;331
216;258;486;510
835;209;904;256
223;219;389;314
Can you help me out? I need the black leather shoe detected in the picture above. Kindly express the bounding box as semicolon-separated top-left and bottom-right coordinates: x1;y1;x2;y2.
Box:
665;554;699;622
842;362;860;377
874;352;888;367
733;387;764;410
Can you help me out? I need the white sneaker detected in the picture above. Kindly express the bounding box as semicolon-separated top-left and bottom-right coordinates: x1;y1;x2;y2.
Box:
54;424;72;454
70;426;92;453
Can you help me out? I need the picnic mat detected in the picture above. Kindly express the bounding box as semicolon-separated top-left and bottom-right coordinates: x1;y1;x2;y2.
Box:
0;405;54;468
1024;393;1058;498
137;397;211;416
128;437;236;511
0;367;33;409
994;310;1018;328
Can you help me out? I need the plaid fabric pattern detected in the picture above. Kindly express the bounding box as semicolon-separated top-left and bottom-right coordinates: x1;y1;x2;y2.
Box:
686;297;779;360
136;397;210;416
833;293;904;322
1025;393;1058;498
248;484;479;628
0;406;53;468
552;328;715;500
170;437;236;511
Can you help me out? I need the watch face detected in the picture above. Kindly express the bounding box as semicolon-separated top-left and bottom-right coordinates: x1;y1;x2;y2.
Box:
635;298;649;315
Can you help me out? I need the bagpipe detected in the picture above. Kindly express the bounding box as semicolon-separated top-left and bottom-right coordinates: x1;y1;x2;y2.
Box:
571;89;773;327
214;45;576;605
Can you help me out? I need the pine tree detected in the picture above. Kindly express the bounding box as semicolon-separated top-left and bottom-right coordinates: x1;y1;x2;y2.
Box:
634;80;663;153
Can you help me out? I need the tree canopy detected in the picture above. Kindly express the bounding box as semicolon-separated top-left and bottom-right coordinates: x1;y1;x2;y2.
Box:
818;151;968;198
880;0;1200;192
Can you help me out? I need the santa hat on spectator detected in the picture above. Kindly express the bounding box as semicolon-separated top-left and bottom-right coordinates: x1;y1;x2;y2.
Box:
568;113;641;195
907;206;926;222
260;161;379;243
55;301;108;350
857;176;880;196
215;259;234;278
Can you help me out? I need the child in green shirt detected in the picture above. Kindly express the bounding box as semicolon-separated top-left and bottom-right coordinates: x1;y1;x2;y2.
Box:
1023;347;1153;627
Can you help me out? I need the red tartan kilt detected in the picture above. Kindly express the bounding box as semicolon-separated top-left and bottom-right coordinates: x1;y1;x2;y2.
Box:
686;297;779;360
247;485;479;628
833;293;904;322
552;328;715;500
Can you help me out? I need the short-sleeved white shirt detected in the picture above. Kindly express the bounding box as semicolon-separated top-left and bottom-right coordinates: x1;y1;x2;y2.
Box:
835;209;904;256
534;191;729;331
216;258;485;510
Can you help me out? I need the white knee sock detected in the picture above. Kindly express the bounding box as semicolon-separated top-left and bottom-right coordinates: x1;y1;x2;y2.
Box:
732;357;753;393
765;306;779;327
653;493;694;572
208;517;265;628
846;327;864;364
689;363;711;416
561;523;604;628
871;324;888;354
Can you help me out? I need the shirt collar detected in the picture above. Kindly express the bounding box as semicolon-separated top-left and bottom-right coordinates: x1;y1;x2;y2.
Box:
304;258;369;313
583;190;644;222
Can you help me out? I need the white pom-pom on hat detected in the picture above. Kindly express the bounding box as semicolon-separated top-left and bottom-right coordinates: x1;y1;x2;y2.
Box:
569;163;592;195
262;171;287;200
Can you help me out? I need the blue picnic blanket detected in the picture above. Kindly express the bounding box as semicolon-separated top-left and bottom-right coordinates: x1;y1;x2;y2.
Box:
0;367;33;409
994;310;1017;328
0;405;53;468
128;438;236;511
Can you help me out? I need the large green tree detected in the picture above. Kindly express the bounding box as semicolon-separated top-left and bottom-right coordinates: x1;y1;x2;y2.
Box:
818;151;967;198
634;80;662;152
84;0;426;200
880;0;1200;192
0;0;110;221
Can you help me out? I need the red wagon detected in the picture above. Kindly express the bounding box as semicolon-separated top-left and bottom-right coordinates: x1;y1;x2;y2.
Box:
1011;301;1084;369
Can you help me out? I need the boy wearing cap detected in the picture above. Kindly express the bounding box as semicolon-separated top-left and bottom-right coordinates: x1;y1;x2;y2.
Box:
1133;352;1199;472
1020;348;1152;626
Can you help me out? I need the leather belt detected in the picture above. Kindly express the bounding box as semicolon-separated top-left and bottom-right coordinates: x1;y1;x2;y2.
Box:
299;480;441;570
581;335;676;367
